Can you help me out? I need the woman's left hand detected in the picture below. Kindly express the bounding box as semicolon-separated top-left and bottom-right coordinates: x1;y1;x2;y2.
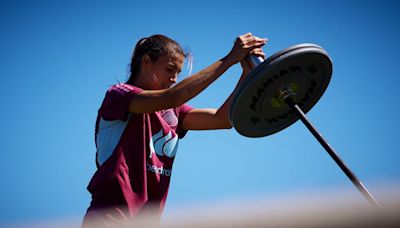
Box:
227;33;267;64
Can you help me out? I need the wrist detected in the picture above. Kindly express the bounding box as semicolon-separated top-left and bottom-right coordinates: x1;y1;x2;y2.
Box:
221;54;237;67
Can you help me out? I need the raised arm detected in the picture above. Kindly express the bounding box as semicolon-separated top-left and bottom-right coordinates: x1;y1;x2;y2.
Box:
128;33;267;114
180;46;267;130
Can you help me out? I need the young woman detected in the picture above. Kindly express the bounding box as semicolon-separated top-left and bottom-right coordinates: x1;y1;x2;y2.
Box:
82;33;267;227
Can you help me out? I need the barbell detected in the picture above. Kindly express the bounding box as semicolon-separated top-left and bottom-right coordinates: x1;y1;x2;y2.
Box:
229;43;380;207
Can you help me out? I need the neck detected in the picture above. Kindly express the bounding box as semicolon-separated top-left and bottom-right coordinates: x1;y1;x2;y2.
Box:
130;72;155;90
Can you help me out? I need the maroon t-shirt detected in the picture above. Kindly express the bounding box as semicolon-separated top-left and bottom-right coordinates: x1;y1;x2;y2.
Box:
84;84;192;223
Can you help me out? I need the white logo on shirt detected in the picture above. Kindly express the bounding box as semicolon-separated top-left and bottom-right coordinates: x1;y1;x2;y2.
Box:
146;163;171;176
149;129;179;158
160;109;178;127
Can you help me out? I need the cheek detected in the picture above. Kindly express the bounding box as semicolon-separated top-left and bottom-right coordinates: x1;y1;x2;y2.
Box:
156;70;170;81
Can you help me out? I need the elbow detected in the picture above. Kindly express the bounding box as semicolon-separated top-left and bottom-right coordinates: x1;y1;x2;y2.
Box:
215;110;233;130
165;88;187;108
223;122;233;130
220;118;233;129
166;86;195;108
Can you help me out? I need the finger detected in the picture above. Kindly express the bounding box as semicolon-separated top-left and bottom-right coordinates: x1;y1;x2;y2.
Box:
249;53;266;60
249;37;268;46
234;33;253;45
242;35;267;44
241;35;256;45
249;48;263;55
249;47;265;53
240;32;253;38
242;37;268;48
236;34;259;45
242;41;267;49
250;49;266;59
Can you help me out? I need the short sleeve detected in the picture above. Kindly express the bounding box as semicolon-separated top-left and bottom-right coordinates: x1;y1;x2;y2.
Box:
176;103;193;139
99;84;143;121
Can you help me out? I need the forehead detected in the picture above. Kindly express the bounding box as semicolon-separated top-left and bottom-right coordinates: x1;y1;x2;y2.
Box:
159;54;184;68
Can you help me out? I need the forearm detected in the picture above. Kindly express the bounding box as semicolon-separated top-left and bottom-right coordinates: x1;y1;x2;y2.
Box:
179;70;252;130
169;55;236;106
214;70;250;128
128;56;238;114
168;32;265;107
129;33;266;114
214;55;260;127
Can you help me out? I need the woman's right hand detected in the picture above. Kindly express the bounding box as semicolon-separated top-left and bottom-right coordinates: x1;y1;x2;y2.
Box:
227;33;267;64
240;47;267;74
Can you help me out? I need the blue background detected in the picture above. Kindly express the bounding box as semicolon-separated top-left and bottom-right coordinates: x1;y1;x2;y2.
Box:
1;0;399;225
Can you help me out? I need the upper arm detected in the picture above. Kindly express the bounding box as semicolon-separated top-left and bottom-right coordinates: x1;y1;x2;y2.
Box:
128;89;182;113
180;108;232;130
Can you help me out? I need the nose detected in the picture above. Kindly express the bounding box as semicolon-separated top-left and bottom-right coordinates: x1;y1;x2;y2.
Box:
170;74;178;83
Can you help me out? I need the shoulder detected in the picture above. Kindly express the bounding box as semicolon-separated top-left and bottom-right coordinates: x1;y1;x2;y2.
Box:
177;103;193;114
99;84;144;120
108;83;143;95
174;103;193;122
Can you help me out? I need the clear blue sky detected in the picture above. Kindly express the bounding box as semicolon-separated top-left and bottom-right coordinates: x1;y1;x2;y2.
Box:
1;0;400;225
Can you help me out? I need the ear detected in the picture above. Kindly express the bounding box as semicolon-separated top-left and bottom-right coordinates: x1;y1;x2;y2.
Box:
141;54;152;68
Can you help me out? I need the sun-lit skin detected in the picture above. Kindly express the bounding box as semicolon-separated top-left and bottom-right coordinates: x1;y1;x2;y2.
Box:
129;33;267;130
150;54;185;90
133;54;185;90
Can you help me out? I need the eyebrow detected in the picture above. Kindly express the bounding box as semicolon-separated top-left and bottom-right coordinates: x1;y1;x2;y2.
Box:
167;63;182;72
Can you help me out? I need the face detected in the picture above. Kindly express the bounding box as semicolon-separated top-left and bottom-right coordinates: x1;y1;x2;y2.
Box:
148;54;184;89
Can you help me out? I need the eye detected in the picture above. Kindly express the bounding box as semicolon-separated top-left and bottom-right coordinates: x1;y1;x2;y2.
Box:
167;68;177;74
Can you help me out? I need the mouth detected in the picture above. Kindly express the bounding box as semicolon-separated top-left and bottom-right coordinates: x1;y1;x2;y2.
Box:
162;82;174;89
167;80;176;88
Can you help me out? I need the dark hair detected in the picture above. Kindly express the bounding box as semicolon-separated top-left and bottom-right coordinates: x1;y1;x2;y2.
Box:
126;34;190;85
